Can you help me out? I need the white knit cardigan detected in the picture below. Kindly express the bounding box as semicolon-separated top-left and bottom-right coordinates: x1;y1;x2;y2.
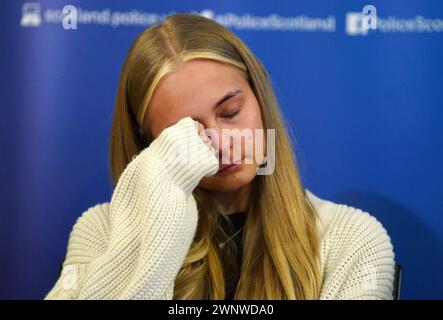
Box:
45;117;395;300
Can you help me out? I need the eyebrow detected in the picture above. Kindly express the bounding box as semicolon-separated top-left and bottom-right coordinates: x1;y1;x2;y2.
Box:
213;89;242;110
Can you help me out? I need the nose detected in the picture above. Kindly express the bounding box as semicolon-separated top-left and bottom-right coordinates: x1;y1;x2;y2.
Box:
202;124;245;164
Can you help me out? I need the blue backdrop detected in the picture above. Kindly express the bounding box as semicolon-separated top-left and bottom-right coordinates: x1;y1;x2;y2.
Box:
1;0;442;299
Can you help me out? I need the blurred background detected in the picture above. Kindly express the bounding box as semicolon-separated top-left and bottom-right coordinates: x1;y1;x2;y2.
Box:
0;0;442;299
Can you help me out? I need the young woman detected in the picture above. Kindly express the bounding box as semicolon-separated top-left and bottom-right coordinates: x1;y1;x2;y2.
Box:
45;14;395;300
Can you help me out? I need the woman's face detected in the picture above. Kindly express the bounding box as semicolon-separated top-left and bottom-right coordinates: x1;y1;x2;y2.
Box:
143;58;264;193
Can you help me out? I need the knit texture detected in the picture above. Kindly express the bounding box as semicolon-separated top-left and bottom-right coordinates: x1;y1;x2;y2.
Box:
45;117;395;300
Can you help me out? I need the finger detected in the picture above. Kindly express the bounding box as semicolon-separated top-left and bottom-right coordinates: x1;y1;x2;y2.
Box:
193;119;215;151
196;121;205;135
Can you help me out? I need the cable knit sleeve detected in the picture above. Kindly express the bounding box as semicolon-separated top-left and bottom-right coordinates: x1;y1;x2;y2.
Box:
332;215;396;300
310;191;396;300
45;116;219;300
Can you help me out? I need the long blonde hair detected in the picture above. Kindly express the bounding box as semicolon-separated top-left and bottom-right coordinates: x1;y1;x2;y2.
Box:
109;13;322;299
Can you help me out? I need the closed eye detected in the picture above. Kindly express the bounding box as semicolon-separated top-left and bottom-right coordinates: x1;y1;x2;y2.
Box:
222;109;240;119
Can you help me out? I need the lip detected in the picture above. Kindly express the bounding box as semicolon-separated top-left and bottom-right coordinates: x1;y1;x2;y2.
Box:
217;156;244;174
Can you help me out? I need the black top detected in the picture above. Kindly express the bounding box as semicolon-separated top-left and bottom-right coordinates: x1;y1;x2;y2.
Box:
218;210;248;300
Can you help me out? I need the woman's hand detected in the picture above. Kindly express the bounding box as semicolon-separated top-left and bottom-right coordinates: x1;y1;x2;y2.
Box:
195;119;216;155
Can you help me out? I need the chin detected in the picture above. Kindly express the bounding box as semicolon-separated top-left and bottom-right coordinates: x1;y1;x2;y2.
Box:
198;164;257;192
